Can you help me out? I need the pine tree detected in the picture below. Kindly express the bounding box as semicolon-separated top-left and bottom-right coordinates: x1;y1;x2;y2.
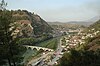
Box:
0;0;25;66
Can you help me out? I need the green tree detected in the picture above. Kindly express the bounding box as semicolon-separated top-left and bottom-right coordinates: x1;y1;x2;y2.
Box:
58;49;100;66
0;0;7;10
0;0;25;66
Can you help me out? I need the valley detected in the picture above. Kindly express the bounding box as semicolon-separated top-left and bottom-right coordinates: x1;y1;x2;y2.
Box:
0;0;100;66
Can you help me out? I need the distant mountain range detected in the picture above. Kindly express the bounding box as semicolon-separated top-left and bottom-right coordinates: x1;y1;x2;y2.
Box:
67;16;100;26
48;16;100;26
48;21;84;30
67;21;93;26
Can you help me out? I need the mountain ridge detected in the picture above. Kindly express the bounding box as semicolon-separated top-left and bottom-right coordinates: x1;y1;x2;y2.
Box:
5;10;53;38
48;16;100;26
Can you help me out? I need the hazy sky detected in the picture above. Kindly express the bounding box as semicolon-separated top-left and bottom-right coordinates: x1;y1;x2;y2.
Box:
6;0;100;22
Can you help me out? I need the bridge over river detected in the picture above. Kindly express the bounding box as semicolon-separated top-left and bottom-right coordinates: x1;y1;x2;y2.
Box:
24;45;54;52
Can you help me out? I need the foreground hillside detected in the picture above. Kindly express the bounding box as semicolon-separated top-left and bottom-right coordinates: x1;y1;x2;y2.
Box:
84;20;100;51
88;20;100;31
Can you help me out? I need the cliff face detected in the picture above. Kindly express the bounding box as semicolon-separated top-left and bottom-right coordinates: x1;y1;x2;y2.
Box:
11;10;52;37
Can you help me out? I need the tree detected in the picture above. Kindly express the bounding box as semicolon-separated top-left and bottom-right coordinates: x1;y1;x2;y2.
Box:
0;0;25;66
58;49;100;66
0;0;7;10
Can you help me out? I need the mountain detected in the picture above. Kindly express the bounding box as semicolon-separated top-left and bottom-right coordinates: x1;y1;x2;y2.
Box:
67;21;94;26
48;22;67;25
83;19;100;51
67;16;100;26
84;19;100;33
89;19;100;31
87;16;100;22
48;22;85;30
8;10;53;38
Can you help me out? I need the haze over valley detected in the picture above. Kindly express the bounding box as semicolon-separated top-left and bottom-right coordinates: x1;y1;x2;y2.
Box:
0;0;100;66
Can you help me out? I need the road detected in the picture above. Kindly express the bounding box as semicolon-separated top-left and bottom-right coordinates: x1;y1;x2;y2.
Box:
48;37;63;65
27;37;63;66
27;52;53;66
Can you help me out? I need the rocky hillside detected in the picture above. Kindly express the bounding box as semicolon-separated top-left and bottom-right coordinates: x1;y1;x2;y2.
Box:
9;10;53;37
86;35;100;51
84;19;100;34
89;19;100;31
84;20;100;51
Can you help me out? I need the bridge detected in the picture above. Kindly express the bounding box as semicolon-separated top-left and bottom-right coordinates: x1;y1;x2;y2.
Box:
24;45;54;52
